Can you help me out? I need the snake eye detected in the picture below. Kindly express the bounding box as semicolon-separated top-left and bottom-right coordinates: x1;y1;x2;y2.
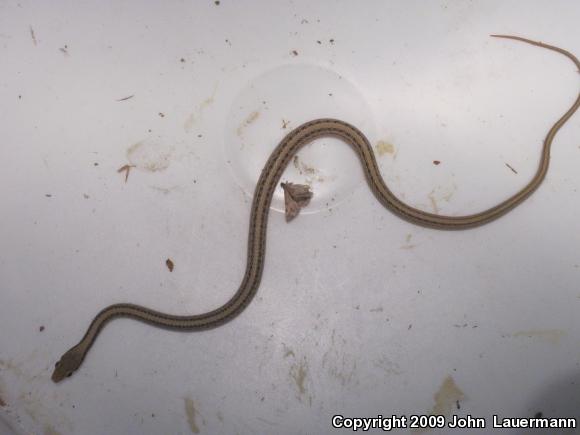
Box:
67;372;72;377
55;362;60;367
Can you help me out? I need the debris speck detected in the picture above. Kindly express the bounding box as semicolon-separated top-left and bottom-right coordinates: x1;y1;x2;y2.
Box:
117;164;136;183
433;160;441;165
291;50;298;56
39;325;45;332
292;155;318;176
29;26;37;45
116;95;134;102
505;163;518;174
166;258;174;272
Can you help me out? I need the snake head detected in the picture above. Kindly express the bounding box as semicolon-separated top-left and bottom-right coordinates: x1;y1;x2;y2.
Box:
51;347;83;383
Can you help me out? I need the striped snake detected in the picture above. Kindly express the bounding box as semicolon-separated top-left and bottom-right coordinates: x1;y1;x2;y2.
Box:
52;35;580;382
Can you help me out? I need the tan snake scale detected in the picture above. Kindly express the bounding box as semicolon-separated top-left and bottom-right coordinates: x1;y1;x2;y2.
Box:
52;35;580;382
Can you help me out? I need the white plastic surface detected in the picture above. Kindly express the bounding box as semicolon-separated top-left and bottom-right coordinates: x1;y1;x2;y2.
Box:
1;1;580;434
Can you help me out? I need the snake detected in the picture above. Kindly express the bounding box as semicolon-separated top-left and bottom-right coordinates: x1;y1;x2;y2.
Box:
52;35;580;382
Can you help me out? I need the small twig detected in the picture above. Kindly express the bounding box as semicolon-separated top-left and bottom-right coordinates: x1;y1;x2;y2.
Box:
505;163;518;174
117;164;136;182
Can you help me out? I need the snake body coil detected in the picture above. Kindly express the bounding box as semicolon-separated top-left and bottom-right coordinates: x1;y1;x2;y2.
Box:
52;35;580;382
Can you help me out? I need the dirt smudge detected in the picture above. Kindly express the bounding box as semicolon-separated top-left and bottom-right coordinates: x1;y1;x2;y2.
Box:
431;376;465;416
236;111;260;137
184;398;200;433
184;84;218;131
322;330;358;387
401;233;417;249
44;426;62;435
373;356;403;376
413;376;464;433
126;138;173;172
512;329;565;345
427;185;456;214
283;345;295;359
375;140;395;157
290;358;308;396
